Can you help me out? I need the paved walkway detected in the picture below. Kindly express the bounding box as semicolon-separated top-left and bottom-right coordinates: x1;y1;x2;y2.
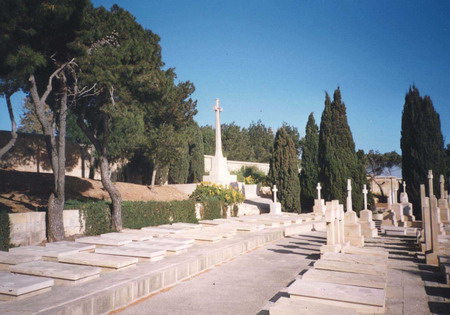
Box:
117;231;323;315
117;231;449;315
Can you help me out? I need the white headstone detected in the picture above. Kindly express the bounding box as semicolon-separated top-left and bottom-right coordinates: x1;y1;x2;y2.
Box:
316;183;322;200
428;170;434;197
362;184;368;210
440;174;445;200
346;179;353;212
272;185;278;203
270;184;282;215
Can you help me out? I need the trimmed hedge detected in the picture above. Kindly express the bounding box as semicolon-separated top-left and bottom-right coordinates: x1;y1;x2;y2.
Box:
201;199;224;220
65;199;199;236
0;208;11;251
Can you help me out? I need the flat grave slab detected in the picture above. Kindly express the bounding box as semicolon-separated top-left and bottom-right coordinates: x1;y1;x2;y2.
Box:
0;272;53;301
127;241;191;254
45;241;95;252
9;246;79;261
198;219;223;225
10;261;101;285
314;259;387;277
75;236;132;247
341;245;389;259
177;231;224;243
141;227;185;234
157;236;195;245
100;232;151;241
58;253;138;271
203;227;237;238
171;222;202;229
269;296;356;315
122;228;164;237
322;252;387;267
288;279;385;313
95;247;166;261
0;252;41;271
302;268;386;289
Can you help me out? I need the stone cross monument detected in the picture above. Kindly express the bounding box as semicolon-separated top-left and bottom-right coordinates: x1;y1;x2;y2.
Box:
203;99;237;185
272;185;278;203
313;182;326;215
317;183;322;200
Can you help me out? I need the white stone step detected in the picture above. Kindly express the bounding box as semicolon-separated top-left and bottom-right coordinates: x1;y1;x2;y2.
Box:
10;261;101;285
45;241;95;252
58;253;138;271
288;279;385;313
95;247;166;261
314;259;387;277
269;296;356;315
0;272;54;301
9;246;80;261
75;236;132;247
302;268;386;289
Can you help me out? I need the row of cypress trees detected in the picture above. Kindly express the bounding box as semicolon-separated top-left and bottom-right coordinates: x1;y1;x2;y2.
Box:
268;87;371;213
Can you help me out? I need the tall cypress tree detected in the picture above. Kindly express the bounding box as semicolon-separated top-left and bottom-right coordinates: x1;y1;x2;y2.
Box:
300;113;319;211
401;86;447;218
268;127;301;212
318;88;364;210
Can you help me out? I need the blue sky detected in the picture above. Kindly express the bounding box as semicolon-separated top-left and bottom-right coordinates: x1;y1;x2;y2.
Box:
1;0;449;153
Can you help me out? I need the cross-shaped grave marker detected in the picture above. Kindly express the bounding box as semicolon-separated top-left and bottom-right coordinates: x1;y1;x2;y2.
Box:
362;184;368;210
316;183;322;200
272;185;278;203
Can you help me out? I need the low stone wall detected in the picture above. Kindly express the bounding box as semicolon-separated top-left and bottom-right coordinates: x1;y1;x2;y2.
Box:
9;210;85;246
204;155;270;174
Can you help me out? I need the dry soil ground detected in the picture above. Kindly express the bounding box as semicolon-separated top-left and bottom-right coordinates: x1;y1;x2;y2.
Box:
0;169;188;213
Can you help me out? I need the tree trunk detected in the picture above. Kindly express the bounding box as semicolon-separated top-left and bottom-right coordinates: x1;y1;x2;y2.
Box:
89;145;96;179
99;155;122;230
29;68;69;242
0;93;18;159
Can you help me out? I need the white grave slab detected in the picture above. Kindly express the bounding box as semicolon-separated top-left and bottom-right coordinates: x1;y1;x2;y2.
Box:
269;296;356;315
0;252;41;271
314;259;387;277
322;252;387;267
0;272;53;301
171;222;202;230
302;268;386;289
288;279;385;313
11;261;101;285
95;247;166;261
45;241;95;252
128;241;191;253
75;236;132;246
9;246;79;261
122;228;164;237
100;232;151;241
58;253;138;270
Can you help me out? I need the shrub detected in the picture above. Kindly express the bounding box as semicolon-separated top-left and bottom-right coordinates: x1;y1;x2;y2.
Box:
189;182;245;206
65;199;197;235
236;166;267;184
200;198;224;220
0;208;11;251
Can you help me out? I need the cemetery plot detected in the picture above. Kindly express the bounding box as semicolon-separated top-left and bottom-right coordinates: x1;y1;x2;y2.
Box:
45;241;95;252
269;296;356;315
10;261;101;285
141;227;186;234
321;252;388;267
171;222;203;230
9;246;80;261
156;236;195;245
302;268;386;289
75;236;132;247
100;232;152;241
95;247;166;262
0;252;41;271
126;241;191;254
288;279;386;313
58;253;138;271
341;245;389;259
122;228;166;237
0;272;54;301
313;259;387;277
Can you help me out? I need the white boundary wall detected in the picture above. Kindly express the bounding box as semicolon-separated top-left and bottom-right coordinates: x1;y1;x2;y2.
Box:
204;155;269;174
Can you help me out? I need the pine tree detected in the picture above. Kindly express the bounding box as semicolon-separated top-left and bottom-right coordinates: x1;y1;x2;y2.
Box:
268;127;301;212
300;113;319;212
401;86;447;218
318;88;364;210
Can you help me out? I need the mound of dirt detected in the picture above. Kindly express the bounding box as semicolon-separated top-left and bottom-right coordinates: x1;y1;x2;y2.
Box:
0;169;189;213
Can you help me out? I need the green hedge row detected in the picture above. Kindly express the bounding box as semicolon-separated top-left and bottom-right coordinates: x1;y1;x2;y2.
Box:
0;208;11;251
64;199;224;236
